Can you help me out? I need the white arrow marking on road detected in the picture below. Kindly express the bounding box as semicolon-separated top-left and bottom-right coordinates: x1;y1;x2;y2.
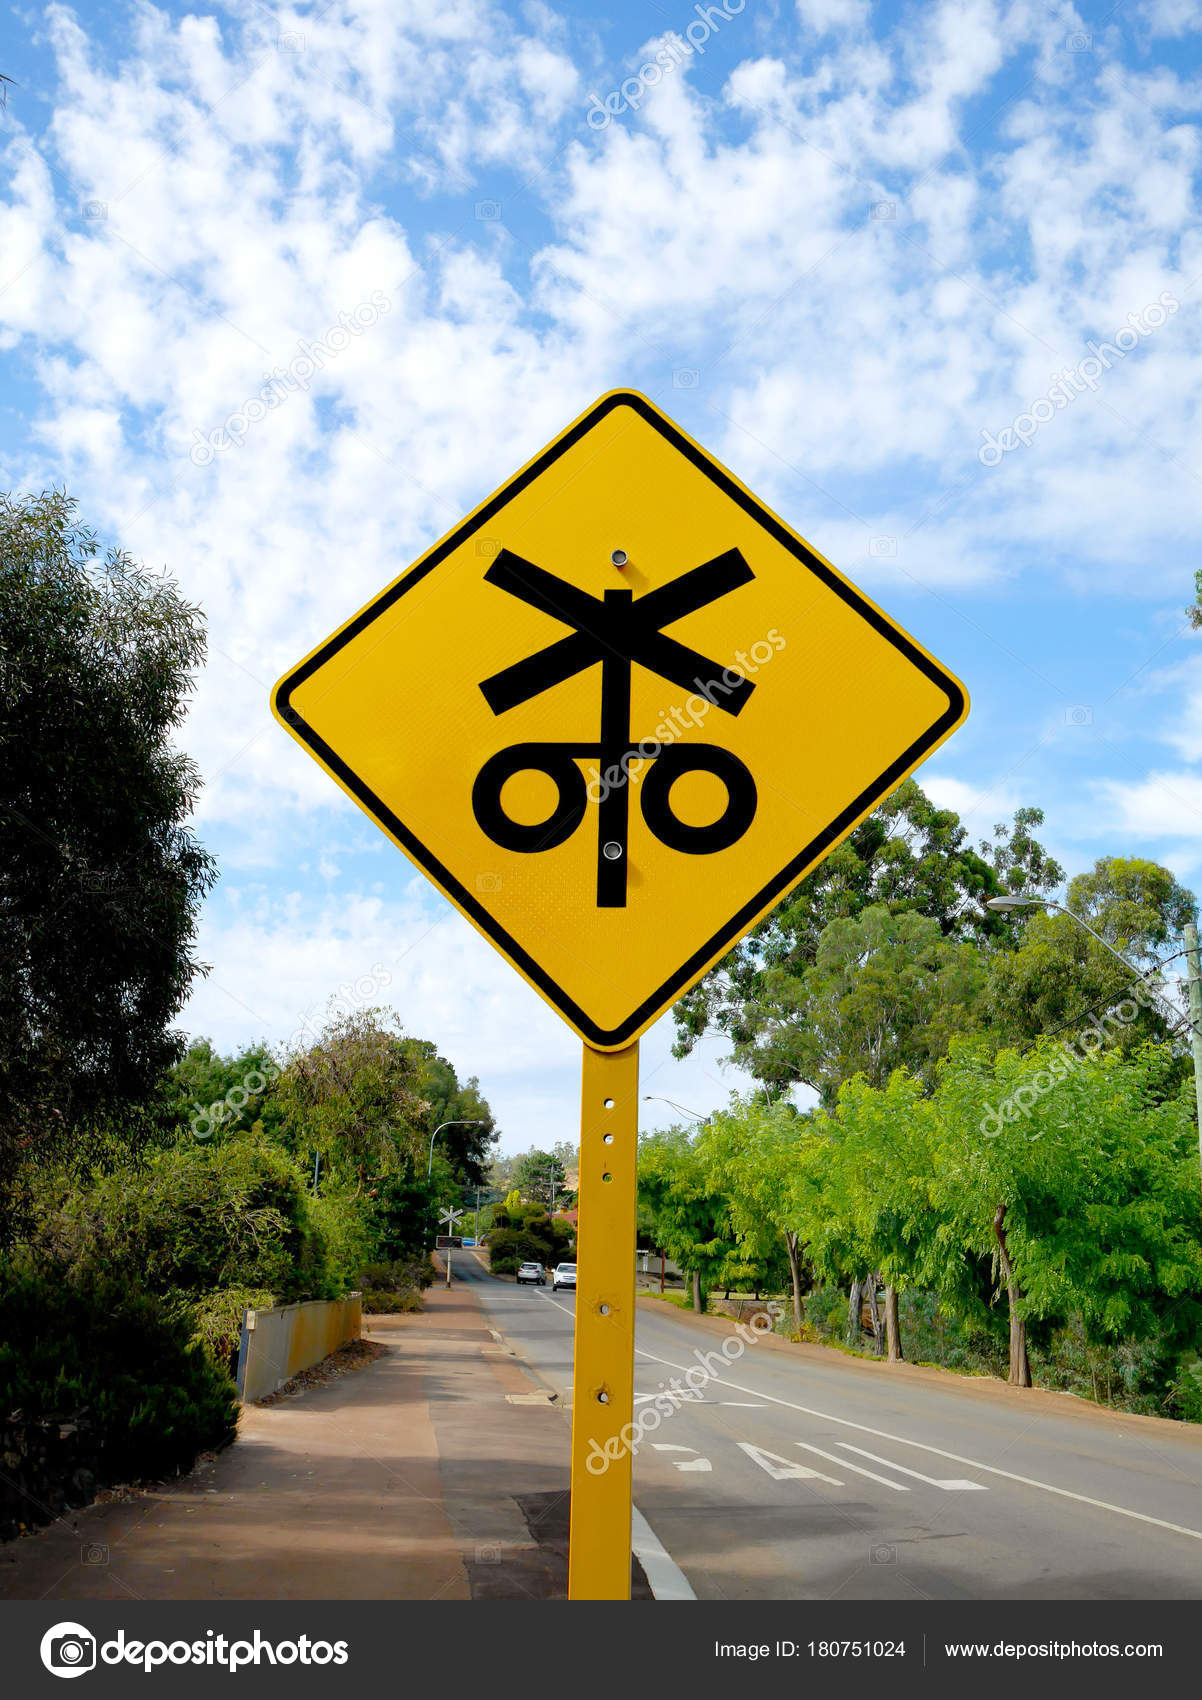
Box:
738;1442;842;1486
650;1444;713;1473
838;1442;987;1490
795;1441;909;1490
635;1342;1202;1545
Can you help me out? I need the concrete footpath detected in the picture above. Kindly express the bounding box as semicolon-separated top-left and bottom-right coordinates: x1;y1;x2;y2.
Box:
0;1282;580;1602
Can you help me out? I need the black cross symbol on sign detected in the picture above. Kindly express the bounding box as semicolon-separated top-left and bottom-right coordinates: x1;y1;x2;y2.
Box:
471;547;759;908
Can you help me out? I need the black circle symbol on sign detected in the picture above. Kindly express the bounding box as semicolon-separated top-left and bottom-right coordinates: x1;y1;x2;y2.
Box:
639;745;757;854
471;743;586;852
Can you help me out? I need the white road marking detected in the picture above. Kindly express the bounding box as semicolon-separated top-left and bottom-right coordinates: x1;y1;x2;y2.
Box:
651;1444;697;1453
838;1442;987;1491
674;1459;713;1472
631;1506;696;1601
633;1342;1202;1544
719;1401;767;1408
738;1442;842;1486
796;1440;908;1490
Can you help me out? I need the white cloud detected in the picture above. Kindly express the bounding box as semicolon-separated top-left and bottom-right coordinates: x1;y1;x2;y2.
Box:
6;0;1202;1125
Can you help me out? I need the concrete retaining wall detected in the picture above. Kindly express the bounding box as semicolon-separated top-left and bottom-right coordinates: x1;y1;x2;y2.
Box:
236;1294;362;1403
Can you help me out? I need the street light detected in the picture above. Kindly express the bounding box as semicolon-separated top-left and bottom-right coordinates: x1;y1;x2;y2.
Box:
986;894;1202;1182
985;894;1150;976
641;1094;709;1124
427;1119;485;1179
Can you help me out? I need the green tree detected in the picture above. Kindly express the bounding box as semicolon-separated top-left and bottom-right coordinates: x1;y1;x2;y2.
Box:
513;1149;568;1208
700;1099;831;1332
674;784;1060;1082
638;1128;736;1312
408;1041;499;1184
737;904;987;1105
171;1037;285;1141
931;1041;1202;1386
986;857;1196;1058
0;490;215;1232
826;1072;942;1359
271;1006;427;1188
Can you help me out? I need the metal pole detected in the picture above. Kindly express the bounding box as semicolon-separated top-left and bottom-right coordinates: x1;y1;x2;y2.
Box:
427;1118;485;1179
1184;924;1202;1188
569;1041;638;1601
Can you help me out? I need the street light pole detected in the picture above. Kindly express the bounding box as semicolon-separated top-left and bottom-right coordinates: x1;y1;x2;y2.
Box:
427;1119;485;1179
987;895;1202;1185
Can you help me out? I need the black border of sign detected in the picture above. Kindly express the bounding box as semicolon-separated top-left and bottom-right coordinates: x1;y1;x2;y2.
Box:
273;391;967;1049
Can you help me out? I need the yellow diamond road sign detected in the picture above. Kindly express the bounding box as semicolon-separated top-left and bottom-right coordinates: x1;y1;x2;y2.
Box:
272;390;968;1049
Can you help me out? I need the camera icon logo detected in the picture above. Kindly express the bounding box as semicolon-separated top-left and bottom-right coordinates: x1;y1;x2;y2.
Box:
475;200;502;221
870;535;897;557
80;1543;108;1566
673;368;700;389
1066;705;1093;726
475;1542;502;1563
870;1543;896;1565
475;872;502;894
870;201;896;220
82;201;107;221
1066;30;1092;51
476;537;500;557
40;1622;96;1678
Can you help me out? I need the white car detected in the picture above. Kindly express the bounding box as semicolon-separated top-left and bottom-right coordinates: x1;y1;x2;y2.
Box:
552;1262;577;1292
516;1261;546;1285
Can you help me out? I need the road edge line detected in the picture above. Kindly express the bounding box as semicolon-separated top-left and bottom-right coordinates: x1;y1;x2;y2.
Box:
631;1504;696;1600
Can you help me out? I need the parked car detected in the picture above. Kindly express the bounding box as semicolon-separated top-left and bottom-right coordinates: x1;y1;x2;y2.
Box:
552;1262;577;1293
517;1261;546;1285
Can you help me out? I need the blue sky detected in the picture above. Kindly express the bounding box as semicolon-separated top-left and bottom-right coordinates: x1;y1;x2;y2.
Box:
2;0;1202;1152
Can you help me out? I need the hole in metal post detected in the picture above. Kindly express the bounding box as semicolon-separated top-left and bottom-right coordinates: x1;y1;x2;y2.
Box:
597;1390;610;1404
603;1098;614;1109
603;1132;614;1144
602;1172;612;1183
600;1303;611;1316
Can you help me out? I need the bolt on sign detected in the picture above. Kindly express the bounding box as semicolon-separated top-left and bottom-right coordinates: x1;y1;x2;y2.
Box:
272;390;968;1600
272;391;967;1050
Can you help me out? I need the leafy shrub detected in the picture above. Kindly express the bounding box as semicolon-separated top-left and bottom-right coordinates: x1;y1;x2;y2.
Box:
1168;1352;1202;1423
310;1182;377;1291
0;1265;238;1540
33;1134;336;1306
190;1285;276;1377
356;1257;432;1314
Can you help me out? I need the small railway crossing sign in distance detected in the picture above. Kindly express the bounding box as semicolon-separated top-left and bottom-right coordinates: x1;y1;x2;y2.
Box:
272;390;967;1050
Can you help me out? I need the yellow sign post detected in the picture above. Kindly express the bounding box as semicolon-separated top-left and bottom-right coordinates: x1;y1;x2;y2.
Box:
271;389;968;1599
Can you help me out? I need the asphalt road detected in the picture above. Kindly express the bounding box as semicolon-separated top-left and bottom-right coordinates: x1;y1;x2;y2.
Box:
453;1254;1202;1600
